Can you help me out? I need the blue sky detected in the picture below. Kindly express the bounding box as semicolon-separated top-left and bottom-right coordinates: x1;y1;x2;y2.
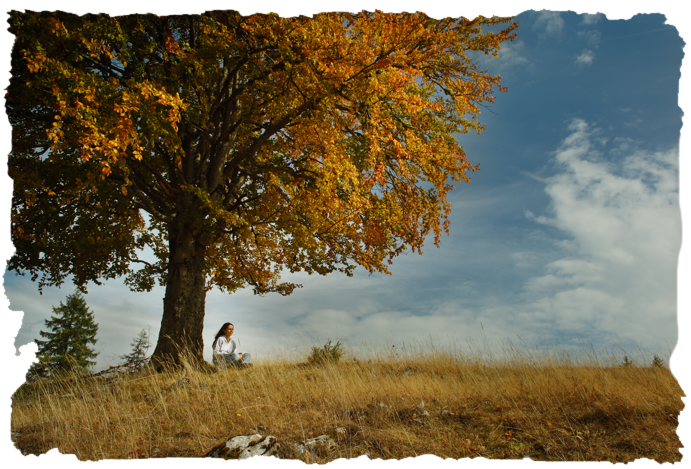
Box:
2;7;686;369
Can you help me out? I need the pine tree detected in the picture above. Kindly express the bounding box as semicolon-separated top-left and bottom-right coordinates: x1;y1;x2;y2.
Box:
28;290;99;378
120;328;152;371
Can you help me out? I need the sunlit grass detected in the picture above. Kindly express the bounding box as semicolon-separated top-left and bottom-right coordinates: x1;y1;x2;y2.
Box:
11;339;684;462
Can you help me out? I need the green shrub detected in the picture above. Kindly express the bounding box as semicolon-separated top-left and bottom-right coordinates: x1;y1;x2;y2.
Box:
622;355;634;367
308;340;343;365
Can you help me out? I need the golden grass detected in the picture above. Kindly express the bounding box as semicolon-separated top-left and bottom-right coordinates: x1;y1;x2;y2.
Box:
10;342;685;463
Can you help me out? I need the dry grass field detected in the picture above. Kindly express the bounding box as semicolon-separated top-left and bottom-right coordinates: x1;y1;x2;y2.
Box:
10;342;685;463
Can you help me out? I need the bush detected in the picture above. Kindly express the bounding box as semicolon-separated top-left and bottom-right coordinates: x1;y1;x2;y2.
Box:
308;340;343;365
622;355;634;367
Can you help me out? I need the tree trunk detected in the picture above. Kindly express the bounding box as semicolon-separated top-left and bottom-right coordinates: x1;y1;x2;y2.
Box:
151;214;208;370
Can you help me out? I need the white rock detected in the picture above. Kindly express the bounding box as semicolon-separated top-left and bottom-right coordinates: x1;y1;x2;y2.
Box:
304;435;336;453
239;436;279;459
206;434;264;458
226;434;264;453
292;435;337;458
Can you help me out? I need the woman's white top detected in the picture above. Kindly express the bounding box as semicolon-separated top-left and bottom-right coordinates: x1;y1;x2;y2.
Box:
214;336;237;356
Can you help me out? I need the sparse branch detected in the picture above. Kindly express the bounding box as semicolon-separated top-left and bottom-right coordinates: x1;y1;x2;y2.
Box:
129;184;172;224
222;99;320;180
129;166;175;213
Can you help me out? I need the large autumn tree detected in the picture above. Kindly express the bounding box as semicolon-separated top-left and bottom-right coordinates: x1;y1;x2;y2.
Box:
7;10;517;367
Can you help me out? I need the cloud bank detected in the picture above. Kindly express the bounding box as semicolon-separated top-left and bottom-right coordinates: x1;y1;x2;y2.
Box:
522;119;679;348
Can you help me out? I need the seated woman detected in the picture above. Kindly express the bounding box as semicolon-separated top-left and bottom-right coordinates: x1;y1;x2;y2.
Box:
212;322;252;369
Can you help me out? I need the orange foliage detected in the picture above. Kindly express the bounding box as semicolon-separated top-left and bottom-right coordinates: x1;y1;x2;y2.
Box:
8;11;515;316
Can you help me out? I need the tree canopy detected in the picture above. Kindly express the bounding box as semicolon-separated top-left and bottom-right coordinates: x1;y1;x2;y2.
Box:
8;10;517;366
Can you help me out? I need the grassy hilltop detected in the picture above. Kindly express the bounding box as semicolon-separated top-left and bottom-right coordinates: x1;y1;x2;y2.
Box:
11;342;684;463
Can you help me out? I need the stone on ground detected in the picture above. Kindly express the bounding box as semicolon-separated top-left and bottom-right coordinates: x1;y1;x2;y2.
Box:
205;434;279;459
293;435;337;457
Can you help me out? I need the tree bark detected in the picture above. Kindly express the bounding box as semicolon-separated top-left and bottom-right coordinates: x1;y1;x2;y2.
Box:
150;211;208;370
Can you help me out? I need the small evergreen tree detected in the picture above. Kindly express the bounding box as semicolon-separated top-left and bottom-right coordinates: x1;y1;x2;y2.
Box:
120;328;152;371
28;290;99;379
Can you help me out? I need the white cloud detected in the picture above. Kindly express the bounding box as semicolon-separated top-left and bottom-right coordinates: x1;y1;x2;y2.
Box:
511;251;538;268
523;119;680;346
578;29;602;46
470;40;529;77
576;49;595;65
533;11;564;38
495;40;529;70
611;136;635;154
582;13;605;25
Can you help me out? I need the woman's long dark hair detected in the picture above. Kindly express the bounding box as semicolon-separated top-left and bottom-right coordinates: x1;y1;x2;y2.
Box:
212;322;233;349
